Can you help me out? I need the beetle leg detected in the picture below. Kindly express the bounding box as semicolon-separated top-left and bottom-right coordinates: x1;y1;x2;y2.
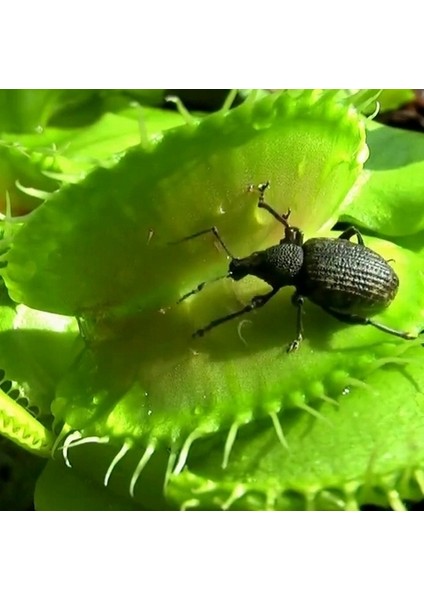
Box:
177;273;228;303
338;226;364;245
287;293;305;352
170;226;234;258
321;306;415;340
192;288;279;338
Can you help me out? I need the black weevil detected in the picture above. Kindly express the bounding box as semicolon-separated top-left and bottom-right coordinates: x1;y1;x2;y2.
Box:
178;182;414;351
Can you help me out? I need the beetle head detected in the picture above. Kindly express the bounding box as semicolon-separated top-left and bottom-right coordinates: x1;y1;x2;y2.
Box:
228;255;262;281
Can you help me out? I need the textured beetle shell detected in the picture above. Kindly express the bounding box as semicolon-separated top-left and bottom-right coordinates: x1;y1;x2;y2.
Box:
254;243;304;288
297;238;399;314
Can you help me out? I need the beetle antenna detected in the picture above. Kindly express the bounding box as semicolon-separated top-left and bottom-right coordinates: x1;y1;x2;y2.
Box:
254;182;291;229
248;182;291;229
177;273;229;303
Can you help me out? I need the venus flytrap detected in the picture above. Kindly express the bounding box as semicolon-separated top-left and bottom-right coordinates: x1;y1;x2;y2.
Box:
0;386;54;456
32;92;424;505
167;341;424;511
0;279;80;470
1;89;424;510
2;90;368;315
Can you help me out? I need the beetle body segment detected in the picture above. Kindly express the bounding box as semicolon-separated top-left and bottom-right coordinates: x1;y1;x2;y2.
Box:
297;237;399;316
230;243;304;288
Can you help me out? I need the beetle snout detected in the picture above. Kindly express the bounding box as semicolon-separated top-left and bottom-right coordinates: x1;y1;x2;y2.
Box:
229;257;250;281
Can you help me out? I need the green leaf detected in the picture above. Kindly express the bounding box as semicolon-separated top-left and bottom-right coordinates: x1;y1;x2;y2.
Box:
0;283;80;453
1;108;187;188
35;459;138;510
0;387;54;456
342;121;424;236
167;343;424;510
45;234;424;506
377;89;415;113
0;142;59;216
2;90;367;315
0;90;95;133
0;304;80;416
